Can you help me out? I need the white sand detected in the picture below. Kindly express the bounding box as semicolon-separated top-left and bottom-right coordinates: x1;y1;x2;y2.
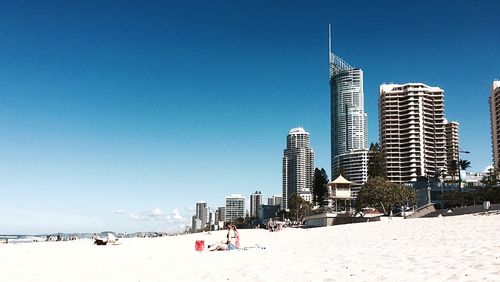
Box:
1;214;500;281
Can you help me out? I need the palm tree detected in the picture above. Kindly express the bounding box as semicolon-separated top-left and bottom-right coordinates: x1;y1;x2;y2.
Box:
448;160;458;181
459;159;471;171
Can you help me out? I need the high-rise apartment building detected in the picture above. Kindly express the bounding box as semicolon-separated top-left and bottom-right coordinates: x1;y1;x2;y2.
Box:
489;80;500;168
329;25;368;196
282;127;315;209
191;215;201;232
225;194;245;223
379;83;447;183
267;195;283;209
195;201;207;227
250;191;263;218
268;197;275;206
445;120;459;174
216;207;226;223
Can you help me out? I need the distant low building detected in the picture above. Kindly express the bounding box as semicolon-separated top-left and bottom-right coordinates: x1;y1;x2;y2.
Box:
257;205;281;225
465;172;487;188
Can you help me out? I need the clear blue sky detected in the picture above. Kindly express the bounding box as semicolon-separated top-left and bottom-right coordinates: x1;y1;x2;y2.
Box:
1;0;498;234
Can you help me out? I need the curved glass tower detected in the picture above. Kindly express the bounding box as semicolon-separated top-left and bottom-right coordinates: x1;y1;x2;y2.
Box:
329;25;368;196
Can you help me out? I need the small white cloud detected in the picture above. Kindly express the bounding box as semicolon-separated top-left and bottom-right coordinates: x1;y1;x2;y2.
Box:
129;208;168;221
129;207;189;225
130;213;148;221
166;208;186;223
171;208;182;220
114;209;127;215
148;208;165;219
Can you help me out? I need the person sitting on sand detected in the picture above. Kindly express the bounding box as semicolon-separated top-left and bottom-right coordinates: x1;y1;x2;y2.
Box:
232;225;240;249
107;233;119;244
207;223;239;251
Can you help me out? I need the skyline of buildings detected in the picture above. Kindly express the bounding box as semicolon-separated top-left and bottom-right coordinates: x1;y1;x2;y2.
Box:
282;127;315;209
190;76;496;229
379;83;447;183
329;25;368;196
188;31;496;229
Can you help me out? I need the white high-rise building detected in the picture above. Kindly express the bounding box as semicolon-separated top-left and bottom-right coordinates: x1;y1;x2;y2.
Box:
329;25;368;196
489;80;500;168
250;191;263;218
282;127;315;210
225;194;245;223
379;83;447;183
445;120;459;175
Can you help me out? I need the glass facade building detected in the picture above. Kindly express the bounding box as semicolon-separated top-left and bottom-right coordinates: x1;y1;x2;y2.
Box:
329;26;368;196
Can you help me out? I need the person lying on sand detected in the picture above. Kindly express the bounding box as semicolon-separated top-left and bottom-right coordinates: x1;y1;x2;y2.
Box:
93;233;121;246
207;223;239;251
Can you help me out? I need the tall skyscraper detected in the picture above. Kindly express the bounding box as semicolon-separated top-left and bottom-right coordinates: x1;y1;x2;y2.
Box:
195;201;207;227
445;120;460;175
282;127;315;210
250;191;263;218
216;207;226;223
225;194;245;223
489;80;500;168
379;83;447;183
329;25;368;196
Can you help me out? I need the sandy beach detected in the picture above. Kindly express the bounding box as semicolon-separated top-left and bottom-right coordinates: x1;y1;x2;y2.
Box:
1;213;499;282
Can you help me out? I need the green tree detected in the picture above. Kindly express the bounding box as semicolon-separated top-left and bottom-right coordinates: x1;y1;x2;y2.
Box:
357;177;416;215
312;168;329;206
433;168;445;182
481;167;500;188
288;194;312;222
367;143;386;179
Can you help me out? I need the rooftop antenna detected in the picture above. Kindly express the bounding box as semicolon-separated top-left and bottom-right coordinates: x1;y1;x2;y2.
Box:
328;23;332;64
329;23;334;77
